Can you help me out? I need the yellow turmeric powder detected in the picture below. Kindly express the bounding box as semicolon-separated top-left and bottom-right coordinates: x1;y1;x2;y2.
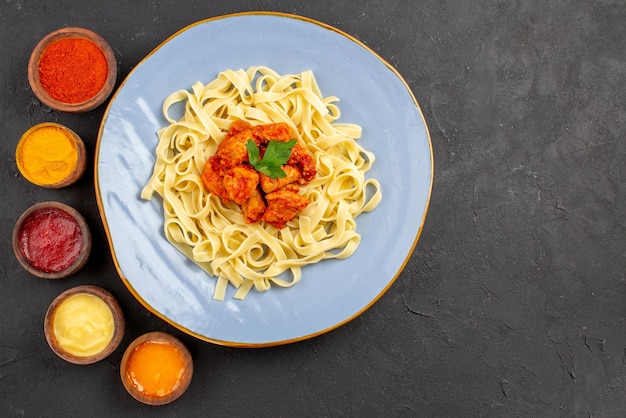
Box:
16;123;79;186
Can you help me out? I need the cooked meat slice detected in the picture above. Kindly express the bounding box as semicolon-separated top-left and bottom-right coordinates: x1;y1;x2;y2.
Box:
241;187;266;224
201;155;229;201
223;165;259;205
262;187;310;229
216;127;255;168
259;165;301;193
252;122;293;143
288;143;316;183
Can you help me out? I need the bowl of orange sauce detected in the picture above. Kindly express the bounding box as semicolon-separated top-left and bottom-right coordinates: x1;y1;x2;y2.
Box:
120;331;193;405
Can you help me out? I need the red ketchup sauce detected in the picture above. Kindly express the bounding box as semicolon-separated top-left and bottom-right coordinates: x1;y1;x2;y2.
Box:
18;207;83;273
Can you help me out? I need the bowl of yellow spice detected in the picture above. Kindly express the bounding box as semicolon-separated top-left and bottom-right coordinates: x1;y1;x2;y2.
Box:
16;122;87;188
44;285;125;365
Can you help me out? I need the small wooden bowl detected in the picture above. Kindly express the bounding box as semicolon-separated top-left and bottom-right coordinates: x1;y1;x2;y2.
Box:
120;331;193;405
16;122;87;188
44;285;125;365
28;27;117;112
12;201;92;279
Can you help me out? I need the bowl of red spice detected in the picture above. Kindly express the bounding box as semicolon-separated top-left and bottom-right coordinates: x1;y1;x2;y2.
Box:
12;201;92;279
28;27;117;113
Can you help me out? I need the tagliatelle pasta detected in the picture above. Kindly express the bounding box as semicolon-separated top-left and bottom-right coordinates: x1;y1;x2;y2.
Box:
141;66;381;300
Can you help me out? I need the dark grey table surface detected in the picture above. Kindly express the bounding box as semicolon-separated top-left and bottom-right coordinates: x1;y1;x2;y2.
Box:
2;1;625;417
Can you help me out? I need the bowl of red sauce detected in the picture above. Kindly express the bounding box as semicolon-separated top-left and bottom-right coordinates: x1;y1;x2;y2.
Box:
12;201;92;279
28;27;117;113
120;331;193;405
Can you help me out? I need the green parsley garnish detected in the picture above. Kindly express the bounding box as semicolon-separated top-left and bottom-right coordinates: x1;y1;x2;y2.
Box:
246;138;297;179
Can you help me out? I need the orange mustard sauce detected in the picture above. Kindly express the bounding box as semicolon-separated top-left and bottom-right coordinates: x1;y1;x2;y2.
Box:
125;340;187;398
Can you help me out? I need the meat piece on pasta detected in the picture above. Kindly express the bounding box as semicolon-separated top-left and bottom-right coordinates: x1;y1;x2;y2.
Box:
216;127;256;168
241;187;266;223
288;144;317;183
252;122;292;143
223;165;259;205
259;165;301;193
262;186;310;229
201;156;229;202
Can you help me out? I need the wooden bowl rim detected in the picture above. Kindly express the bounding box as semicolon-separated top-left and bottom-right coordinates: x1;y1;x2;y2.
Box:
16;122;87;188
12;201;92;279
44;285;125;365
120;331;194;405
28;26;117;113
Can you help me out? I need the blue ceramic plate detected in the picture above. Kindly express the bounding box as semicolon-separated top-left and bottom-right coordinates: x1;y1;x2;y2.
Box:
95;12;433;347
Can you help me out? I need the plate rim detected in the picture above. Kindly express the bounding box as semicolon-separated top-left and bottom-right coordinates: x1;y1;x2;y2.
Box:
94;11;434;347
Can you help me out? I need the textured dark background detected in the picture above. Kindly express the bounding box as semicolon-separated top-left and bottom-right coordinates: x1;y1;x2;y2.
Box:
1;1;625;417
